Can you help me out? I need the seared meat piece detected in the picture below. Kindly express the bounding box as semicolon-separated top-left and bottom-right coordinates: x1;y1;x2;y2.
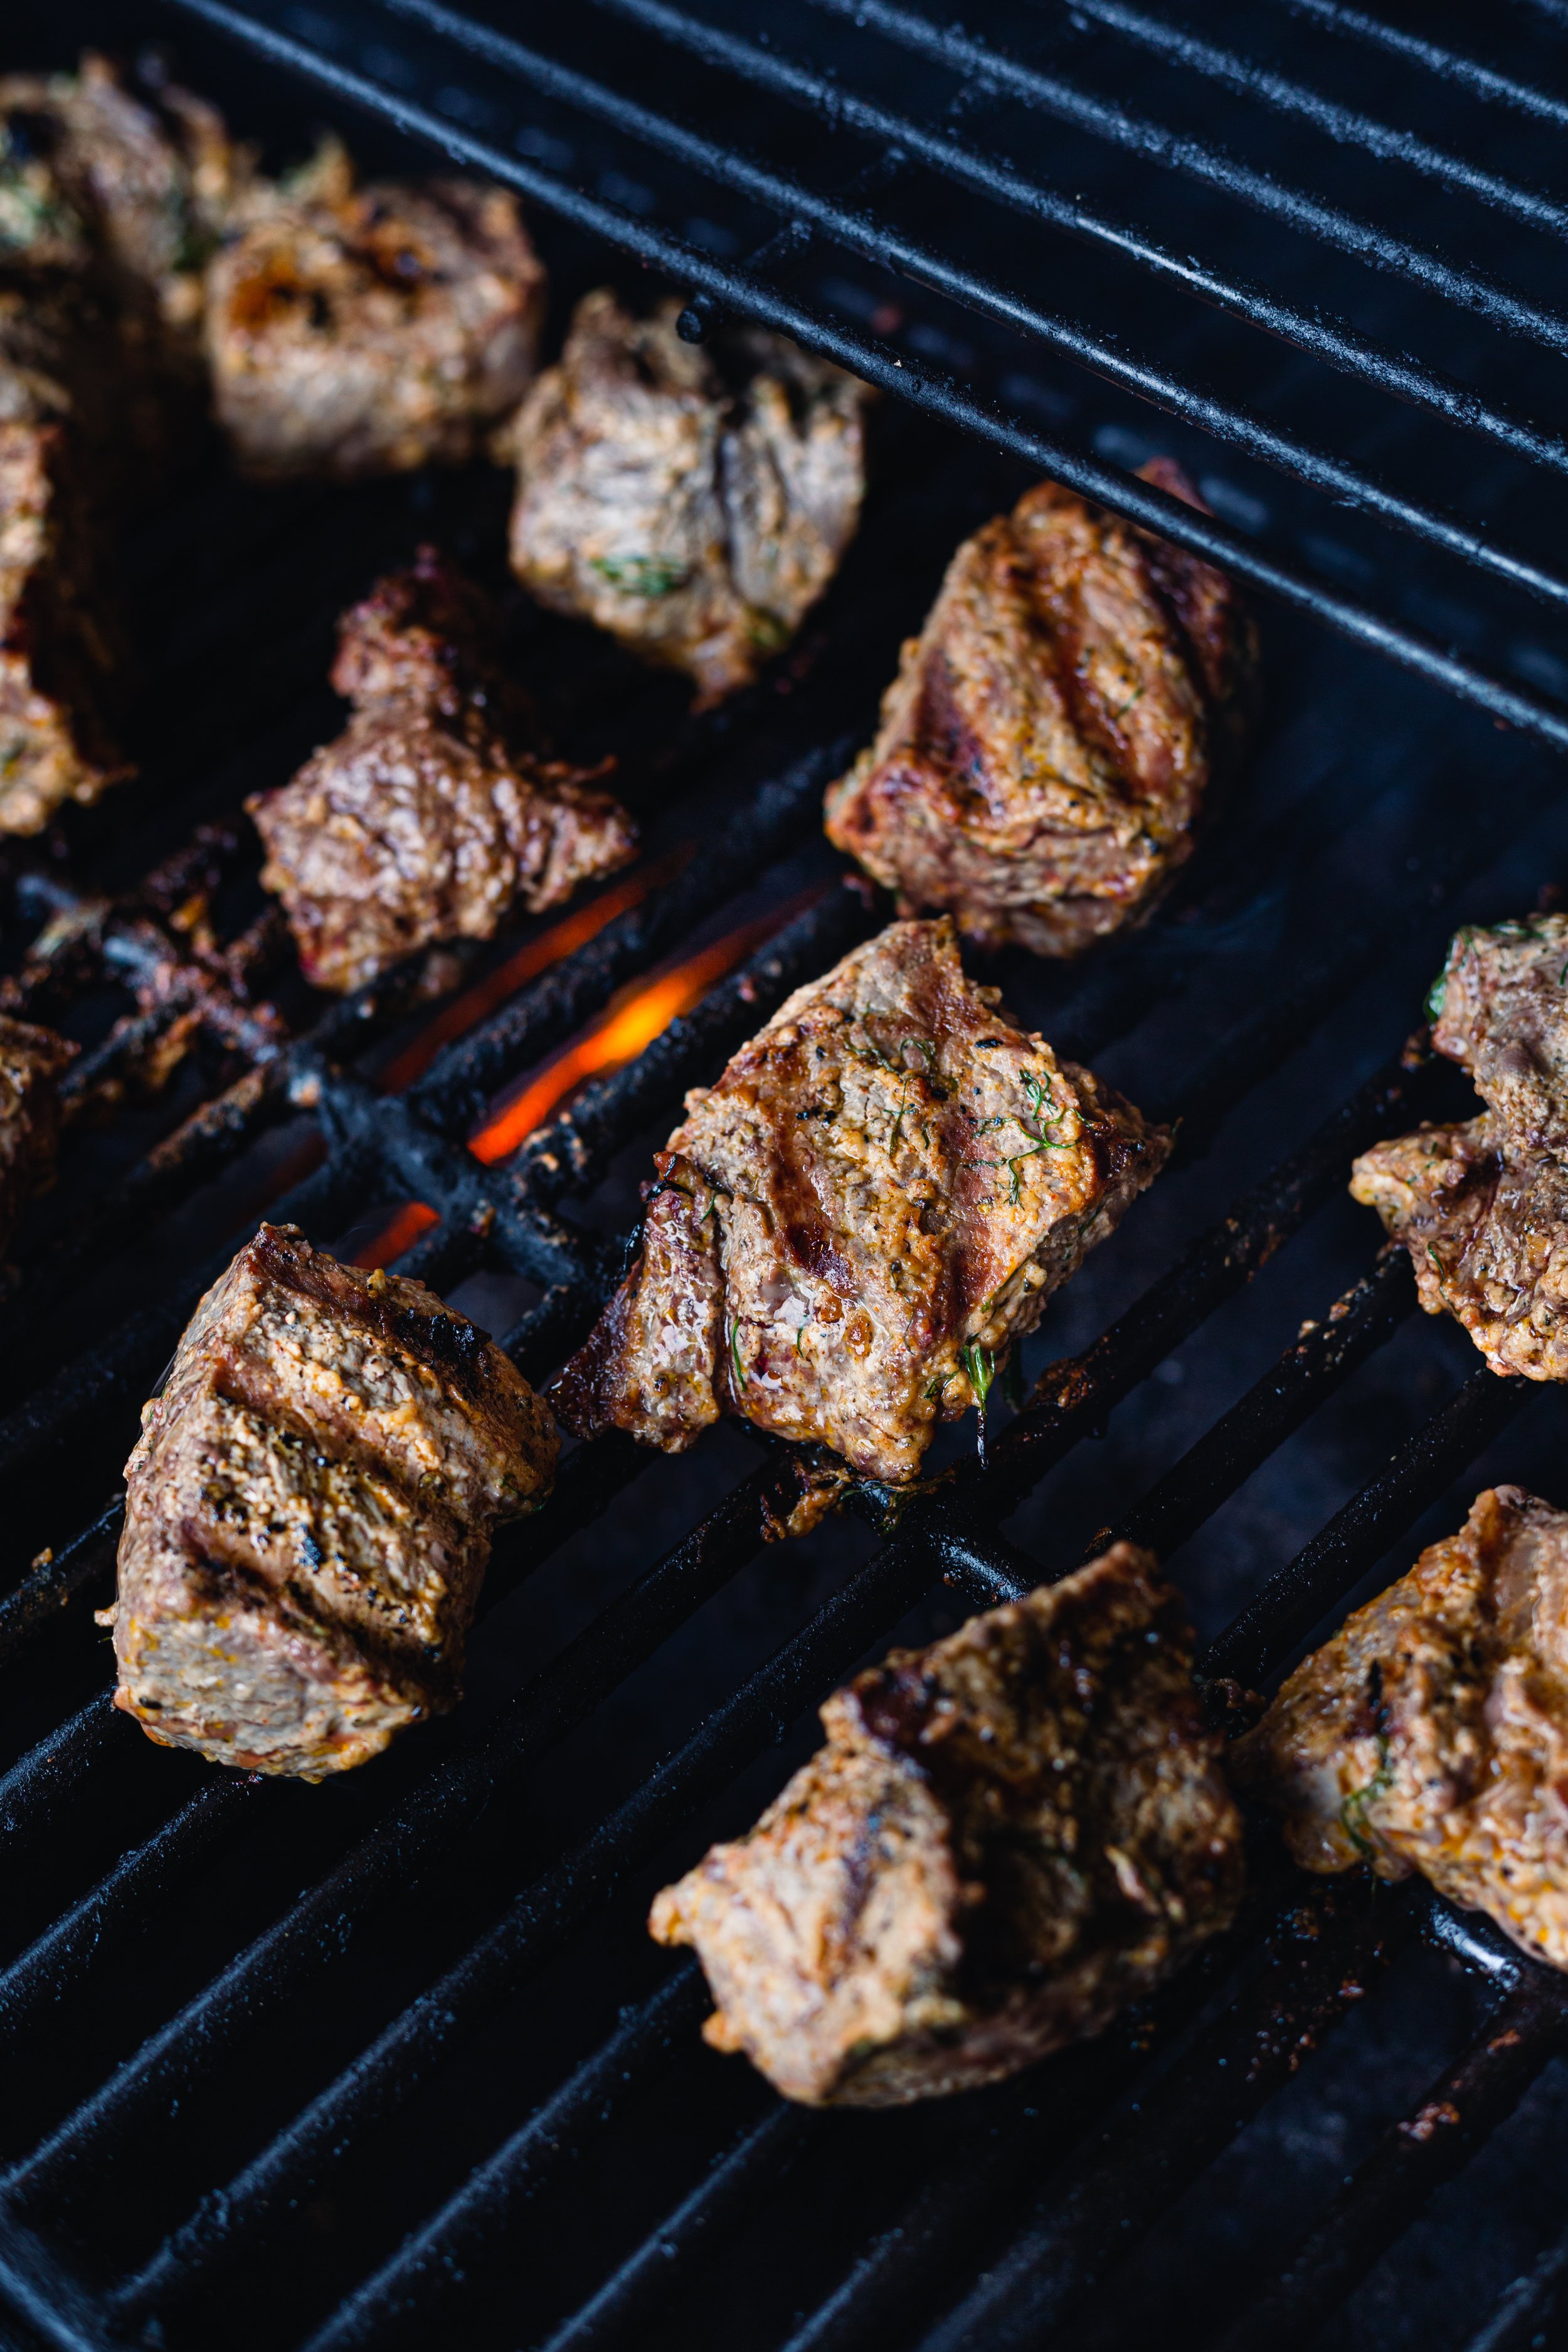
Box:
0;1012;72;1254
248;547;637;993
0;55;231;342
1352;913;1568;1380
824;462;1258;957
651;1542;1242;2106
113;1222;557;1778
205;142;544;478
0;55;246;829
1428;913;1568;1155
1351;1119;1568;1381
0;406;131;834
551;917;1168;1484
507;290;871;705
1233;1486;1568;1970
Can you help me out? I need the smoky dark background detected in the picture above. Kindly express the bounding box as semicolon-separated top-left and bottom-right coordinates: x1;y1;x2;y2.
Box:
4;2;1568;2348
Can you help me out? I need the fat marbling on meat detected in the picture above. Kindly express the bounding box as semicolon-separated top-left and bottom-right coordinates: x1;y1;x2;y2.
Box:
1352;913;1568;1380
247;546;637;993
550;916;1169;1485
824;462;1258;956
507;290;872;706
204;139;544;479
651;1542;1243;2105
112;1222;558;1778
1233;1486;1568;1972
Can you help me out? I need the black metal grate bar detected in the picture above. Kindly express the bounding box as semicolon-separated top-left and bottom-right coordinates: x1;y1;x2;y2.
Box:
1261;0;1568;125
1212;1978;1568;2352
799;0;1568;347
1060;0;1568;232
157;0;1568;763
376;0;1568;618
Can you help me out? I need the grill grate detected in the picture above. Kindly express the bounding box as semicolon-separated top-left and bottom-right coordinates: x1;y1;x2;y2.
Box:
4;1;1568;2347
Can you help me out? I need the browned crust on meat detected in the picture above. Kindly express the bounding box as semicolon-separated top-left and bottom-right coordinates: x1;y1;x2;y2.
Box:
550;917;1168;1484
1353;911;1568;1380
824;461;1258;958
1233;1486;1568;1971
112;1222;558;1777
507;290;872;704
651;1543;1242;2104
1348;1117;1568;1380
248;548;637;992
205;159;545;480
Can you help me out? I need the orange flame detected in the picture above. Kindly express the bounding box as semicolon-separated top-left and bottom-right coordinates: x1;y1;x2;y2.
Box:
468;888;823;1167
351;1199;440;1269
377;849;690;1094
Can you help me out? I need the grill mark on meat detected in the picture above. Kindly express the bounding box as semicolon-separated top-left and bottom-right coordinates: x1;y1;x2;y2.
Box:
252;1227;490;1399
552;919;1167;1483
825;462;1256;958
651;1544;1241;2103
113;1222;558;1776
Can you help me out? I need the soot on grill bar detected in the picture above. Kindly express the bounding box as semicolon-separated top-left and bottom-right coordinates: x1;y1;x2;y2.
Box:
5;3;1568;2350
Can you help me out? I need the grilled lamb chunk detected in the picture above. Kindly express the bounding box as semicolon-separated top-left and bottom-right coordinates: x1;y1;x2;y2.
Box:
550;916;1168;1485
205;141;544;479
507;290;871;706
651;1543;1242;2106
0;411;130;833
1352;913;1568;1380
1427;913;1568;1156
824;462;1258;958
247;548;637;993
112;1222;558;1778
1351;1119;1568;1381
1233;1486;1568;1971
0;1012;72;1254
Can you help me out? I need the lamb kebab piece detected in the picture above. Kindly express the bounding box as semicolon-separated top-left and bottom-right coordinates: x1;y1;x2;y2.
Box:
550;917;1168;1486
0;55;230;831
507;290;872;706
1234;1485;1568;1971
652;1542;1243;2106
112;1223;558;1779
204;140;544;479
824;462;1258;957
248;547;637;993
1352;913;1568;1380
0;1012;73;1254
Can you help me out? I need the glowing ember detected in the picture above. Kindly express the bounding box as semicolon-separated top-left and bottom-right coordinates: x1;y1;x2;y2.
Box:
351;1200;439;1268
378;850;689;1094
469;889;824;1168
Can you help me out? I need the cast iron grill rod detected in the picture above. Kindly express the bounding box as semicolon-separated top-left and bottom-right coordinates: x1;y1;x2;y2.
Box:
1262;0;1568;126
802;0;1568;350
1059;0;1568;234
1212;1978;1568;2352
156;0;1568;758
376;0;1568;616
573;0;1568;486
